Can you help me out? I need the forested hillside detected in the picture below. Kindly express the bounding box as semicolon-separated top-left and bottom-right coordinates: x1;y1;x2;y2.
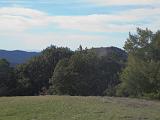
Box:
0;45;126;96
0;28;160;100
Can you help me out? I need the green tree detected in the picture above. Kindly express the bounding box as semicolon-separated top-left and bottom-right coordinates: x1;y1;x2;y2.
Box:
50;50;122;96
124;28;153;53
118;28;160;99
0;59;16;96
49;52;101;95
16;45;73;95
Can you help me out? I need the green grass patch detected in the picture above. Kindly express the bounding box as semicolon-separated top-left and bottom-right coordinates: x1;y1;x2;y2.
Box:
0;96;160;120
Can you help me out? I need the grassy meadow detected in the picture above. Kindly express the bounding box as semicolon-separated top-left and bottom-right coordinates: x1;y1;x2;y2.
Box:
0;96;160;120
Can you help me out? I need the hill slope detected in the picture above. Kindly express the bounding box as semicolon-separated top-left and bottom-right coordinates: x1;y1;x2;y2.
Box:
0;50;39;66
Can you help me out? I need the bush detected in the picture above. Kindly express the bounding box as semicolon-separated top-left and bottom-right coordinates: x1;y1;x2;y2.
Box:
143;92;160;100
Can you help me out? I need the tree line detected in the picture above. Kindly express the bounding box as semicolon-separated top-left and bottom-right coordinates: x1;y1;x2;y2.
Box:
0;28;160;99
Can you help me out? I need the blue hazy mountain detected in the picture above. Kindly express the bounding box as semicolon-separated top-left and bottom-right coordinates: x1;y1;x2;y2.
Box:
0;47;127;66
0;50;39;66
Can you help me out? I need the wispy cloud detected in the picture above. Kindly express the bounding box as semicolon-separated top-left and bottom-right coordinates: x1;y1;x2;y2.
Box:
0;5;159;50
1;0;159;6
85;0;160;6
0;7;159;33
0;0;81;4
0;7;51;32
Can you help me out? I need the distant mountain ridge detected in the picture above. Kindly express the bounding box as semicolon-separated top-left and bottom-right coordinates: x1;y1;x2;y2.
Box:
0;47;127;66
0;50;39;66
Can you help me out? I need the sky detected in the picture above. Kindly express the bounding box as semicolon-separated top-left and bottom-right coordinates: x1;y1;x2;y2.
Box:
0;0;160;51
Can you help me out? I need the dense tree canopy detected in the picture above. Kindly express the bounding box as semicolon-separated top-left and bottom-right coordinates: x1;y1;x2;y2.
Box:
0;45;124;96
0;59;16;96
118;28;160;99
49;50;122;96
1;28;159;99
15;46;73;95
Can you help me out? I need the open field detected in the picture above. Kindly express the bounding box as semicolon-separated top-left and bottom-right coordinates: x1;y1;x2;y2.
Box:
0;96;160;120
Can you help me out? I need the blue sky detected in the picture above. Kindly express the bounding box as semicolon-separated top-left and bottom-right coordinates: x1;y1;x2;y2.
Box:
0;0;160;51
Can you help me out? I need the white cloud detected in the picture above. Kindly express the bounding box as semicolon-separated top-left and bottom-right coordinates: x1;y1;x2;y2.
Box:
0;7;160;33
0;7;51;32
0;6;160;50
0;7;46;17
50;7;160;32
85;0;160;6
0;0;159;6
